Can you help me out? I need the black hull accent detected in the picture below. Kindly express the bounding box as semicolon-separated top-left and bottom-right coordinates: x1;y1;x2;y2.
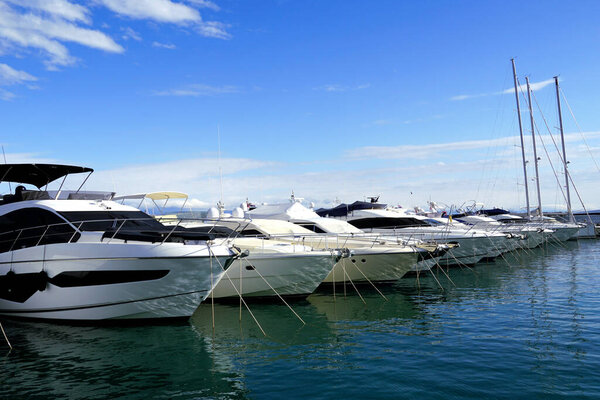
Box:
0;271;48;303
0;269;169;303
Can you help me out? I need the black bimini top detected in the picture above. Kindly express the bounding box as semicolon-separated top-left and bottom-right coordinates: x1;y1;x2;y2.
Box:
0;164;93;188
315;201;388;218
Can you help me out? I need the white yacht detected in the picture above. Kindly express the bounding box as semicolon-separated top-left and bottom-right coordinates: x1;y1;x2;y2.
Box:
316;200;510;267
242;199;453;278
114;193;337;300
0;164;234;321
217;216;433;283
246;199;449;272
476;208;579;243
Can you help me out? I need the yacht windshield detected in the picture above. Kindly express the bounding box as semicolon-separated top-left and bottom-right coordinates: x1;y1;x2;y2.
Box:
59;211;165;231
424;219;445;226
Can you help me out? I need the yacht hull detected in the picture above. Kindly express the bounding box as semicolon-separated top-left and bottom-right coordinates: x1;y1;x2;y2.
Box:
0;242;231;320
323;249;419;283
209;252;335;299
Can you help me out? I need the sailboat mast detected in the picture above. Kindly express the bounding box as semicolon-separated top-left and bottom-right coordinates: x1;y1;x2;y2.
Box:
511;58;531;218
554;76;574;222
526;77;543;218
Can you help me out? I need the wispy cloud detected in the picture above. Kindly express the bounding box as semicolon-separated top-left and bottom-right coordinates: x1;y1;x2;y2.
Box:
3;0;91;23
153;83;240;97
0;63;36;85
87;157;278;200
152;41;175;49
96;0;230;39
0;62;37;100
0;1;123;68
372;119;393;126
345;131;600;161
313;83;371;92
96;0;201;24
0;0;228;71
501;77;555;95
121;26;141;41
23;131;599;211
185;0;221;12
451;78;556;101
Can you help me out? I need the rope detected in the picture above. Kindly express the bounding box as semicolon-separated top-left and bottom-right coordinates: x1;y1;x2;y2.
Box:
244;259;306;325
208;247;267;336
0;322;11;350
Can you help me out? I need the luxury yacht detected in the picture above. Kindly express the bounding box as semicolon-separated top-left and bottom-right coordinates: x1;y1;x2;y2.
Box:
0;164;234;321
316;200;510;267
450;214;548;249
246;199;449;273
114;192;337;300
476;208;580;242
215;216;432;283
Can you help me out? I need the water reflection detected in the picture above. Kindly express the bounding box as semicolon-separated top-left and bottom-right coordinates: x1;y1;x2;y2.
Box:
0;319;248;399
1;240;599;399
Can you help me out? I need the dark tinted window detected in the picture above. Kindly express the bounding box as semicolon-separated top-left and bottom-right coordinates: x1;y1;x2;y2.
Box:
239;229;264;237
59;211;165;232
349;217;430;230
0;208;77;253
297;223;326;233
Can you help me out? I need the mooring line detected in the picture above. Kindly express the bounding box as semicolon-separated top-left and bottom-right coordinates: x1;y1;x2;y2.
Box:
341;266;366;305
208;246;267;336
348;258;388;301
244;260;306;325
0;321;11;351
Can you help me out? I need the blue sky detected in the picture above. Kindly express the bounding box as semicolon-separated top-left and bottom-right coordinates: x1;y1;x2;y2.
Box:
1;0;600;211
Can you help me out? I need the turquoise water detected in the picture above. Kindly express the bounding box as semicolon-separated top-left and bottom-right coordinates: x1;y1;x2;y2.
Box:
1;240;599;399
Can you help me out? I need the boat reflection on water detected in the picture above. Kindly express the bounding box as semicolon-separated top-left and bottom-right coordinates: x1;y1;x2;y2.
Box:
0;320;249;399
190;300;334;345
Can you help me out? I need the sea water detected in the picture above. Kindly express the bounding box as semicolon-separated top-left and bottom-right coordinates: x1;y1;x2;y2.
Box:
1;240;599;399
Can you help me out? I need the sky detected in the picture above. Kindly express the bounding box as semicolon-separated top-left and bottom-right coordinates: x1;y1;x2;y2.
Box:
1;0;600;212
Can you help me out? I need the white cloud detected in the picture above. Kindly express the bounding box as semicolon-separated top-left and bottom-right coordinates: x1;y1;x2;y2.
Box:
0;63;36;85
121;26;141;41
0;150;57;164
153;83;239;96
314;83;371;92
345;136;518;160
0;1;123;68
0;87;14;100
152;41;176;49
502;78;555;95
451;78;556;101
0;0;228;71
345;131;600;161
185;0;220;11
372;119;393;126
96;0;201;24
96;0;230;39
3;0;91;24
26;130;600;211
196;20;230;39
0;63;36;100
86;157;277;200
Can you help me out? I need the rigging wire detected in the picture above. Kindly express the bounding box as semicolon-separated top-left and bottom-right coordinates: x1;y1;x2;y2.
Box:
528;86;590;216
559;86;600;174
